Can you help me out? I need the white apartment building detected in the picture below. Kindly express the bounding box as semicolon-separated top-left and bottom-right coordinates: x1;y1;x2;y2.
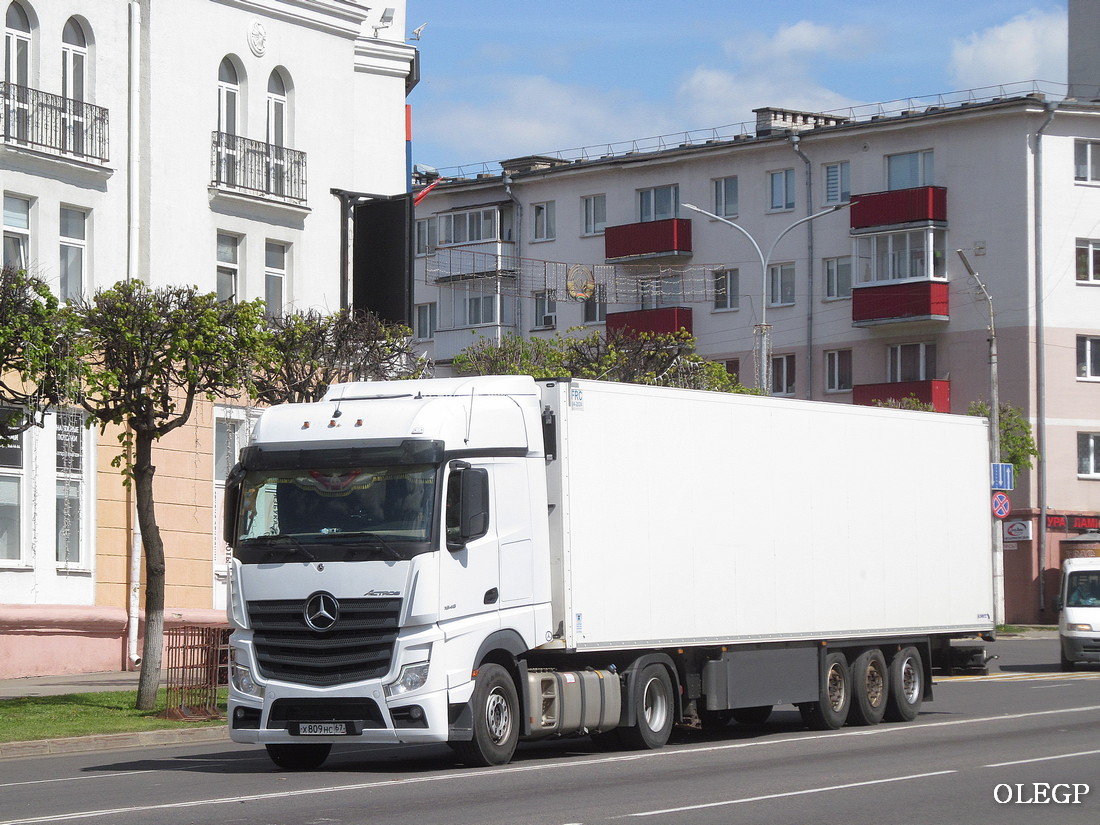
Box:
1;0;417;676
411;83;1100;624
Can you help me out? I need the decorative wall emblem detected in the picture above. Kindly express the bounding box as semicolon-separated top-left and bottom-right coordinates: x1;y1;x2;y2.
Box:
248;20;268;57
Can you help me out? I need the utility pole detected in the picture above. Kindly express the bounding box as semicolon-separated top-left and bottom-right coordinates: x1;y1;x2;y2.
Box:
957;249;1004;625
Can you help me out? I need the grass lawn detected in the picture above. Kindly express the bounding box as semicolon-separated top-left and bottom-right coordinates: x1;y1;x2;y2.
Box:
0;689;226;743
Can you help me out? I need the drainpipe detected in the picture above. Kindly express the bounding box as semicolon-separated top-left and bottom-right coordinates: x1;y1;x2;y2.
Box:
126;0;143;668
503;175;523;334
1032;101;1057;614
789;134;815;399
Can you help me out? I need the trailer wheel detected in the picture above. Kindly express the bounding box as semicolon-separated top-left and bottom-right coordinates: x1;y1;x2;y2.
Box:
847;649;888;726
265;743;331;770
452;664;520;767
698;708;733;729
883;646;923;722
803;651;851;730
618;663;674;749
731;705;773;725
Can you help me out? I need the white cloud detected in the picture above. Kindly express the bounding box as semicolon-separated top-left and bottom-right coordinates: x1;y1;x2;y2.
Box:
950;8;1067;88
736;20;873;67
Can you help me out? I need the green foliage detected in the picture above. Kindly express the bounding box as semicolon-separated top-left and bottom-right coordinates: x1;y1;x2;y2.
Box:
453;328;755;393
252;308;426;405
968;400;1038;474
0;265;84;438
870;394;937;412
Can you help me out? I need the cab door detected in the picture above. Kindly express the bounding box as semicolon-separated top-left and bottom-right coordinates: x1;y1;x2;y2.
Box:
438;460;500;626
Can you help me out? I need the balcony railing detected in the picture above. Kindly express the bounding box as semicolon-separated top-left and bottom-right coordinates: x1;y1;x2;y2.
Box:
853;379;951;412
605;307;693;336
604;218;692;261
1;82;109;162
852;280;949;326
850;186;946;230
211;131;306;204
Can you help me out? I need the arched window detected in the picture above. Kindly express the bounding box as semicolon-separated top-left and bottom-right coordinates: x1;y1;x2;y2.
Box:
266;70;285;147
61;18;87;153
215;57;241;187
4;2;31;141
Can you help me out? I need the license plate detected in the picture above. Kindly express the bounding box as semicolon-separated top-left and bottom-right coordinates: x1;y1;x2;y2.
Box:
296;722;347;735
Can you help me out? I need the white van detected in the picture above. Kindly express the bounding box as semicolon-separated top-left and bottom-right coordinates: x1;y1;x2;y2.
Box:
1056;557;1100;670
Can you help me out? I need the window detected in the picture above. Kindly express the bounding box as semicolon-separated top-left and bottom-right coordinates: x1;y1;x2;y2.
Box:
855;228;946;283
641;275;682;309
265;241;286;318
713;268;738;310
1075;140;1100;183
415;302;437;339
216;232;239;302
724;359;740;381
4;2;30;141
583;284;607;323
1080;433;1100;477
638;184;678;222
54;409;84;565
0;411;22;562
887;150;933;190
769;169;795;211
582;194;606;235
824;256;852;299
714;176;738;217
824;161;850;204
533;201;555;241
59;206;86;302
887;343;936;382
217;57;240;136
415;218;436;255
266;71;288;195
61;18;88;154
772;354;795;396
826;349;853;392
464;293;497;326
439;208;497;245
768;263;795;306
1078;336;1100;379
533;290;556;327
1076;239;1100;283
3;194;30;269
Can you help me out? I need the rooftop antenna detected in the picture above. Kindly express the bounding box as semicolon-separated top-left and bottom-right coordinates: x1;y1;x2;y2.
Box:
410;22;427;41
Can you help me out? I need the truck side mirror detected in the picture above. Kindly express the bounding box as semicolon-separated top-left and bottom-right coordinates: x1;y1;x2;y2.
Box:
222;463;245;547
1054;595;1064;612
447;467;489;549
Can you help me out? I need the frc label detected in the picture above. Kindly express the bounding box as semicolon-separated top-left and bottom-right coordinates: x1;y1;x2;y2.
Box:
569;387;584;410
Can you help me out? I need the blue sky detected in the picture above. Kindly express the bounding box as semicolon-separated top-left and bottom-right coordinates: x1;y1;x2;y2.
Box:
405;1;1068;173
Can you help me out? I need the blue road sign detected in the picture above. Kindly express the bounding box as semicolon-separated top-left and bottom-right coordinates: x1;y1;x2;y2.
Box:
991;463;1015;491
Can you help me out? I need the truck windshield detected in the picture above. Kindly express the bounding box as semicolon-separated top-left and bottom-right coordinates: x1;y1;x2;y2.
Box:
1066;572;1100;607
233;464;436;560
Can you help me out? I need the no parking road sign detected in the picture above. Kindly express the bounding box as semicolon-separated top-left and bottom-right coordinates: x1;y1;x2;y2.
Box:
991;492;1011;519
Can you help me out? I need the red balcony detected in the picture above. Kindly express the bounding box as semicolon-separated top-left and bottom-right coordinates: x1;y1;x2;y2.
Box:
852;280;949;326
852;380;951;412
605;307;693;336
604;218;692;261
850;186;946;230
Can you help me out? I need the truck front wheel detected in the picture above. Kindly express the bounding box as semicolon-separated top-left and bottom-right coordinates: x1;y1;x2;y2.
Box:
618;663;674;750
453;663;520;767
265;743;332;770
802;651;851;730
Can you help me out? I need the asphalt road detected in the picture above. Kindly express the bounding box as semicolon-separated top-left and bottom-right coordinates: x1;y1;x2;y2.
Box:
1;639;1097;825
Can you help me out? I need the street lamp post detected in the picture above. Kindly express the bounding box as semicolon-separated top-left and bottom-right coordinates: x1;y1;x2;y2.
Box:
682;202;851;395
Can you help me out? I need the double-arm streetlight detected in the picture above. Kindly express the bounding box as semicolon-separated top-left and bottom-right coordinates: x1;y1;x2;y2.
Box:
682;202;851;394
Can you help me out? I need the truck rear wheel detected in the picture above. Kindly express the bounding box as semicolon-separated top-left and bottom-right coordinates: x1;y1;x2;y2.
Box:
803;651;851;730
883;646;923;722
265;742;331;770
847;649;888;726
452;663;520;767
618;663;674;749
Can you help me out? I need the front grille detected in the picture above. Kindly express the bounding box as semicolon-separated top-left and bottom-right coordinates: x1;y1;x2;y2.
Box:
267;698;384;729
248;597;401;687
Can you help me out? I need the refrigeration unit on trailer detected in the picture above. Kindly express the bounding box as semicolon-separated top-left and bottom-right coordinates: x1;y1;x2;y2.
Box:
223;376;994;769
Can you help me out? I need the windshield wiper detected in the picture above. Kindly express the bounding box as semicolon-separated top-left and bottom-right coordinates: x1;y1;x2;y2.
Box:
321;531;404;561
240;534;317;562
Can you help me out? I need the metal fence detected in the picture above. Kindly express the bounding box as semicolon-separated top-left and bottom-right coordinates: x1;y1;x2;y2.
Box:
163;626;230;721
0;82;109;162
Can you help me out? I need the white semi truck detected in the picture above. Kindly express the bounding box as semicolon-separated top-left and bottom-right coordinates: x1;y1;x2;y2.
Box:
223;376;995;769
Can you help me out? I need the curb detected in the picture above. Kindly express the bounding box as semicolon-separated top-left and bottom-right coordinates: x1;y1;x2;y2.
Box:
0;725;228;760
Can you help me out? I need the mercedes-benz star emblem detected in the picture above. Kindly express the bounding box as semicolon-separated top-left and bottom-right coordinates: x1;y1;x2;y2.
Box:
304;592;339;631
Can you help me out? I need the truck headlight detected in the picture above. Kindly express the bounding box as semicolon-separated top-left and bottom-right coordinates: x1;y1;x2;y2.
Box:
1067;623;1094;632
229;649;264;697
385;663;430;697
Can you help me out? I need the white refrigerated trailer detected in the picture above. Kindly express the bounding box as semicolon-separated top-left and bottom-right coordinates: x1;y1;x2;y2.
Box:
223;376;995;768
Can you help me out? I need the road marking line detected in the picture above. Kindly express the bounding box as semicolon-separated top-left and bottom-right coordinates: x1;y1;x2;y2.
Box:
0;771;152;789
623;771;957;816
986;748;1100;768
2;705;1098;825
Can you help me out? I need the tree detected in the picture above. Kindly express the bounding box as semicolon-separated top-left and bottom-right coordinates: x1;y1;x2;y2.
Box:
453;329;753;393
968;401;1039;475
251;308;426;405
0;265;82;438
71;281;268;709
870;394;937;412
